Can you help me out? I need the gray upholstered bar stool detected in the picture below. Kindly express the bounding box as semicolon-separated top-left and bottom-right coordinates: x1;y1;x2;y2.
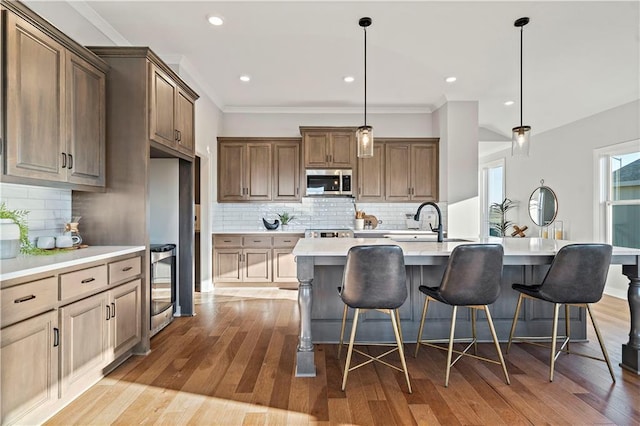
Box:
414;244;510;388
338;245;412;393
507;243;615;382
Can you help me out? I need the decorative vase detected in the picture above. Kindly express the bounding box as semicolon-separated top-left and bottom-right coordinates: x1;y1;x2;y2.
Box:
281;224;289;231
0;218;21;259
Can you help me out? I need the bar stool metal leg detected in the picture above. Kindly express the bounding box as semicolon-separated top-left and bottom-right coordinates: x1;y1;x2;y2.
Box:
445;306;458;387
342;308;360;391
390;309;412;393
565;304;571;353
586;304;616;382
507;293;524;354
414;296;430;358
471;307;478;355
338;304;348;359
550;303;561;382
484;306;510;385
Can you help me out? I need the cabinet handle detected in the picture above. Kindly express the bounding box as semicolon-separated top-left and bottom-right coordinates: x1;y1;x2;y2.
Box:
62;153;67;168
296;187;299;195
81;277;96;284
68;154;73;169
223;240;231;243
122;266;133;272
53;328;60;347
253;240;261;243
178;130;182;142
283;240;291;243
111;302;116;318
106;305;111;321
14;294;36;303
175;129;179;141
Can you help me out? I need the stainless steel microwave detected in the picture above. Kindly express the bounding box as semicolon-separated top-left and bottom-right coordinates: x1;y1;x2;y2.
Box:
305;169;352;196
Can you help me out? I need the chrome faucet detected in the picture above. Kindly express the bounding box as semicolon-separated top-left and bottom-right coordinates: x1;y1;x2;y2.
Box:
414;202;443;242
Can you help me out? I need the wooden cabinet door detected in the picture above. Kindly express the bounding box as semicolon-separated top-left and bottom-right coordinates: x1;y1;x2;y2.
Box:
66;52;106;187
411;143;439;201
385;143;411;201
149;64;176;149
243;249;272;282
218;142;245;201
246;143;272;201
5;12;66;182
214;248;242;283
357;144;384;201
60;291;110;397
329;132;355;168
175;89;195;156
1;311;58;426
273;248;297;283
303;132;330;168
273;142;300;201
110;280;141;359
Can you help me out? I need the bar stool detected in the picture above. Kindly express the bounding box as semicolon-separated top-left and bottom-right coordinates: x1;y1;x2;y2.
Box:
414;244;510;388
338;245;412;393
507;243;615;382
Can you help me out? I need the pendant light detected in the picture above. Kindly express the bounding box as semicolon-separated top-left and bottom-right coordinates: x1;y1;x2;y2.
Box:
356;17;373;158
512;17;531;157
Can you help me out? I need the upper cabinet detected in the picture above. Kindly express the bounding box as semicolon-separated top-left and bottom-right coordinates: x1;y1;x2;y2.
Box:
300;127;356;169
357;139;439;202
2;4;108;189
217;138;301;203
149;64;196;157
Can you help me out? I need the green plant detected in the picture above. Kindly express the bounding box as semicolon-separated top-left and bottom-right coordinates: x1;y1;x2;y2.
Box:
489;198;517;237
0;202;43;254
277;212;296;225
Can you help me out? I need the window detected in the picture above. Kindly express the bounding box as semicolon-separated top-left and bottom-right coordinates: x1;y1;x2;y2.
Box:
480;159;505;237
595;141;640;249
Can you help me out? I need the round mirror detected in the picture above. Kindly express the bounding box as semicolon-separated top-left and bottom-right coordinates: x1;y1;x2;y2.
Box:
528;182;558;226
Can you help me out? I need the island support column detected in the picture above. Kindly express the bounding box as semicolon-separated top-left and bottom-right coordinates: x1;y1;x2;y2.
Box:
622;259;640;374
296;256;316;377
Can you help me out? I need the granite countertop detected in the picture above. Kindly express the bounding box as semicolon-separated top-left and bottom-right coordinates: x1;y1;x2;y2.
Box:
292;237;640;258
1;246;146;283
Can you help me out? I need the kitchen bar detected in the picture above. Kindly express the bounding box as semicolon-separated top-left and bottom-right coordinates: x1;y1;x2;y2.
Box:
292;237;640;377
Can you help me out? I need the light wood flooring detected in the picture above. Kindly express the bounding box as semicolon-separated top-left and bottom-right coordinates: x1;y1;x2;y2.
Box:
46;289;640;425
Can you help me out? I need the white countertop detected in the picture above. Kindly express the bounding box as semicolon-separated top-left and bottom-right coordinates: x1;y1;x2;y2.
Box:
292;237;640;258
213;230;305;235
0;246;146;282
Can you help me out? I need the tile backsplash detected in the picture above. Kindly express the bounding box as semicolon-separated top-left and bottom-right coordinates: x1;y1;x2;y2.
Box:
0;183;72;243
211;197;447;232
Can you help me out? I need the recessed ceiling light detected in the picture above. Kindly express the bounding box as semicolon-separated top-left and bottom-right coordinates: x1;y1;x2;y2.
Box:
504;100;515;106
445;76;457;83
207;15;224;26
343;76;355;83
239;75;251;82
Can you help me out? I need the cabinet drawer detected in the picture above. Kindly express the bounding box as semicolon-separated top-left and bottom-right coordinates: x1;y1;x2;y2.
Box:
60;265;108;301
243;236;272;248
273;236;300;248
1;277;58;328
214;236;242;248
109;256;141;284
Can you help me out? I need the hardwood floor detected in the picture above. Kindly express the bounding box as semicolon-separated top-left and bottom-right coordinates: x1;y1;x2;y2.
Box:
46;289;640;425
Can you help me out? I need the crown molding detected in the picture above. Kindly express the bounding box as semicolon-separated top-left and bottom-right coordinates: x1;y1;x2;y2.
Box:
222;105;432;114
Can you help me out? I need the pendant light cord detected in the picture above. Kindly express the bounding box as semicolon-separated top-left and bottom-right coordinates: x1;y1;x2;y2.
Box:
519;24;523;127
364;25;367;126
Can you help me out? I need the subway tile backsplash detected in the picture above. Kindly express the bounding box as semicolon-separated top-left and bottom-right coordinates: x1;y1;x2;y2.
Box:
211;197;447;232
0;183;72;242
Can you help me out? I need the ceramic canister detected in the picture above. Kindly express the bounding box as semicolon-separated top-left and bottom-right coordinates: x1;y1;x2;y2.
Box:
0;218;21;259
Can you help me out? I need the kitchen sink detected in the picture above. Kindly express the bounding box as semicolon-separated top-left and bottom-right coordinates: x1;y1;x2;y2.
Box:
383;234;471;242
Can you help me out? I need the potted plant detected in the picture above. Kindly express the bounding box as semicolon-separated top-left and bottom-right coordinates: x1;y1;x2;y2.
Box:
277;212;296;230
0;202;34;257
489;198;517;237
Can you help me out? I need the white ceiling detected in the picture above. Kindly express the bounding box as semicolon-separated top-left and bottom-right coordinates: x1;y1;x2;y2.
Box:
25;1;640;139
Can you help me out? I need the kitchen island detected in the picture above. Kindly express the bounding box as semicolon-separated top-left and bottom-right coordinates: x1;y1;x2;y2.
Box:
292;237;640;377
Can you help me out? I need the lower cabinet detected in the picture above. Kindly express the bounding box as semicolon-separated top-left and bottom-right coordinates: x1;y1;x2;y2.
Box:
213;234;300;286
111;279;142;359
0;311;59;426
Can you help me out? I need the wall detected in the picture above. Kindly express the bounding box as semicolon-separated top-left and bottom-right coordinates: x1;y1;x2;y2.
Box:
149;159;179;245
481;100;640;297
212;198;446;233
0;183;72;243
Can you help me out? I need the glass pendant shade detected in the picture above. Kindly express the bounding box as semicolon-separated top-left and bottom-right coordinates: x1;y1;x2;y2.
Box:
357;125;374;157
511;125;531;156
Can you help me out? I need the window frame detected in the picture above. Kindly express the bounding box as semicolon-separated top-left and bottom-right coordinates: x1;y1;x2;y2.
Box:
480;157;506;238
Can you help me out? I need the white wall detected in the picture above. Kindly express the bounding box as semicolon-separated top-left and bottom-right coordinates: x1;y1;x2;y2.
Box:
481;100;640;297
